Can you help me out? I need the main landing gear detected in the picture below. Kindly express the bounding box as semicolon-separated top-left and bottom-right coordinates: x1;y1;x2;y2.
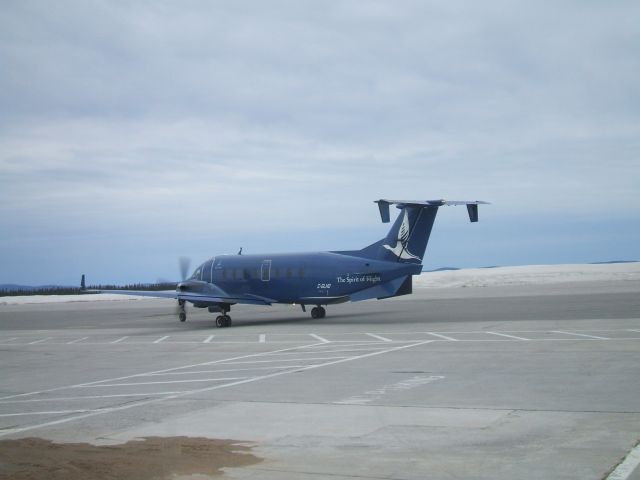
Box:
310;306;326;319
177;301;232;327
215;305;232;328
215;315;232;328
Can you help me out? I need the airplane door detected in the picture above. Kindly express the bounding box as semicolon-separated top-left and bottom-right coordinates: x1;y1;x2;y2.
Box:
261;260;272;282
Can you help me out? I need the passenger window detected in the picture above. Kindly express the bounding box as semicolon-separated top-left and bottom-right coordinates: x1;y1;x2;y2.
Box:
253;269;259;278
222;269;227;280
232;269;237;280
299;267;305;278
275;268;280;278
286;267;292;279
243;269;250;280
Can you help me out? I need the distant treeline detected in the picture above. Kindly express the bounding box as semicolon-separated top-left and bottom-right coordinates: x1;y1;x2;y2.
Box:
0;283;177;297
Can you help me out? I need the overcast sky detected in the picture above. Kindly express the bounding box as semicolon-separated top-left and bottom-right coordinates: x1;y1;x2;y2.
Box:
1;0;639;285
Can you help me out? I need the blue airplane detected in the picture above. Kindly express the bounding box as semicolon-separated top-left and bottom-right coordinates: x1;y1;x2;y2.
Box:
94;199;488;327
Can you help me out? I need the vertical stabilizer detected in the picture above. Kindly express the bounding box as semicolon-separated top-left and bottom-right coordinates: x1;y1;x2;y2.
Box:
372;199;488;264
377;205;439;263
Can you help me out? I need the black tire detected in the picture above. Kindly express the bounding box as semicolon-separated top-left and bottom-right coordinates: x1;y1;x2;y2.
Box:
215;315;224;328
223;315;232;327
311;307;320;319
179;312;186;322
319;307;326;318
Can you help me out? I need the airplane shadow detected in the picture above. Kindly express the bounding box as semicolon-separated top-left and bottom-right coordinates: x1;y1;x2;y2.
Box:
191;310;464;329
235;311;376;328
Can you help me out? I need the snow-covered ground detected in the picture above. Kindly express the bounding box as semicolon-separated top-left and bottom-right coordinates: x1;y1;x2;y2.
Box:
0;293;151;305
415;262;640;289
1;263;638;305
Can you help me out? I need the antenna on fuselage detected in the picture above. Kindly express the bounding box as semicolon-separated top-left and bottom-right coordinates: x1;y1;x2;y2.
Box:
238;247;243;255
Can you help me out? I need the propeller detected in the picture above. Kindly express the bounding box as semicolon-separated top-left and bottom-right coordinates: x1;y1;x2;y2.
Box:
179;257;191;282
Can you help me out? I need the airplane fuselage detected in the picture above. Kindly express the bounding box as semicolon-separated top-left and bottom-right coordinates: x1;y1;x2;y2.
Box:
187;252;421;305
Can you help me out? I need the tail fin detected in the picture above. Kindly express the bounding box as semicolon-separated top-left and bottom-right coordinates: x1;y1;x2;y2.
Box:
373;199;489;264
80;274;86;290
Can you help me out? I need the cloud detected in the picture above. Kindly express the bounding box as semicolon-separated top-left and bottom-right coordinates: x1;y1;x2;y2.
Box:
1;0;639;283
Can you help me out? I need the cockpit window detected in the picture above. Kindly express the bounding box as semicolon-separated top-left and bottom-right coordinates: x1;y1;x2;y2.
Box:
191;267;202;280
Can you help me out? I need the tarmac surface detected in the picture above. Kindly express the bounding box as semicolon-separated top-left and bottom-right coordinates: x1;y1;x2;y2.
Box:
1;280;640;479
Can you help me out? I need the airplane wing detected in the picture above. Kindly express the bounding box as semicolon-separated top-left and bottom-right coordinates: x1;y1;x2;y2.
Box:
88;289;178;299
91;289;273;306
178;292;274;306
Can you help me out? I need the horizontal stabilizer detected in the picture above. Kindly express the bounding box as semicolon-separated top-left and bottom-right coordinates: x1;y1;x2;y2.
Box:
375;199;489;223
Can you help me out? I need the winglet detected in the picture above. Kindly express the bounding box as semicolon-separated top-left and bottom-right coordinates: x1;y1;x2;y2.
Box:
376;200;391;223
467;204;479;222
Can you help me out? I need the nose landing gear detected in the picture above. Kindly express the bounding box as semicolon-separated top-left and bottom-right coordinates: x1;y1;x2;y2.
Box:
178;300;187;322
310;306;326;319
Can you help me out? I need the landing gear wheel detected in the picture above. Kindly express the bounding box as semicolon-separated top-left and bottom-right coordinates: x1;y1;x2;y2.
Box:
318;306;326;318
178;300;186;322
216;315;232;328
311;307;323;319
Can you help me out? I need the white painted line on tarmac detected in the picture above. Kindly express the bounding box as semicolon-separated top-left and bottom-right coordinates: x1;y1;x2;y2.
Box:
552;330;610;340
0;337;18;343
27;337;52;345
310;341;403;349
330;340;380;344
217;356;347;365
606;441;640;480
628;329;640;333
336;375;445;405
259;334;266;343
153;336;170;344
0;409;108;417
0;392;192;404
309;334;330;343
110;336;128;344
0;339;432;437
0;341;326;401
365;333;392;342
66;337;89;344
486;331;529;341
144;365;311;376
203;335;215;343
426;332;458;341
263;347;383;356
78;377;248;388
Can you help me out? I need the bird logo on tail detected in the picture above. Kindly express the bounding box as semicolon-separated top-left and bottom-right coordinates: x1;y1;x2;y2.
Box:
383;210;422;261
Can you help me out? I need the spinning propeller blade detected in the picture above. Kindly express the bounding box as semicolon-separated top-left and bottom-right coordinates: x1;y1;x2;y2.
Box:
179;257;191;281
